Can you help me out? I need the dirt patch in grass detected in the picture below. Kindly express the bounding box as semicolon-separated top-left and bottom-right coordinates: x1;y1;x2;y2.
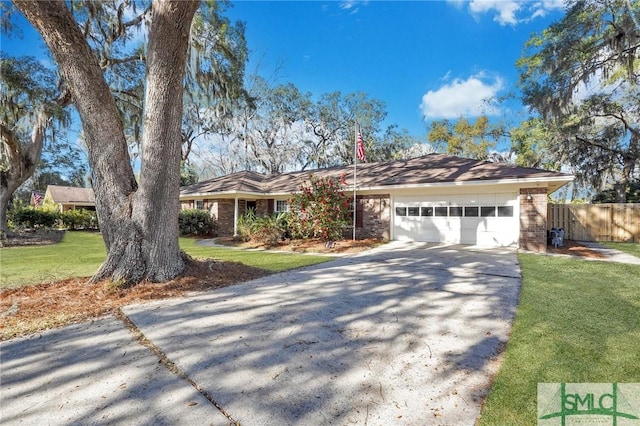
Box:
0;259;270;341
214;237;386;254
547;240;607;259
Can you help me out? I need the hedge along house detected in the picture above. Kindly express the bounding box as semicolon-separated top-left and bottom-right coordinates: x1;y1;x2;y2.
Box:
180;154;573;252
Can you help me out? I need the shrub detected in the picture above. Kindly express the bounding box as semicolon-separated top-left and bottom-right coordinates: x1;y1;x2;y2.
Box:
178;209;218;236
60;209;99;230
250;212;289;245
288;174;350;242
8;206;60;230
234;210;255;242
234;211;290;245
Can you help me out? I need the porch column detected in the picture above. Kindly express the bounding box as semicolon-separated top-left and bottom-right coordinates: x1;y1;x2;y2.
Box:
233;197;239;237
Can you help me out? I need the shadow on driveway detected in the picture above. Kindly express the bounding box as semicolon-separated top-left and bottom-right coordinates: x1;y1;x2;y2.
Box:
123;242;521;425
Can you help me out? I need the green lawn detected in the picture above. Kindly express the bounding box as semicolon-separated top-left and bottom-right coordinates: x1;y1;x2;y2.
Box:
600;241;640;258
0;231;330;289
0;231;107;288
178;237;330;272
479;254;640;425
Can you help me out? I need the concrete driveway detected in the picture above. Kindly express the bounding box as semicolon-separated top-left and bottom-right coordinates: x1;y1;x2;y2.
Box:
1;242;521;425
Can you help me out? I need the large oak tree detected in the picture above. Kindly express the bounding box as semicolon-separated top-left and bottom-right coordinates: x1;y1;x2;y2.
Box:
517;0;640;200
14;0;199;284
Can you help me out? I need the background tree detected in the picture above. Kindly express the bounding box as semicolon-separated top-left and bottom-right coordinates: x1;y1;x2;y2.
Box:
509;118;557;169
327;92;387;165
427;115;506;161
14;0;200;285
239;76;312;174
592;180;640;202
180;2;248;167
517;0;640;201
0;54;71;232
370;125;422;161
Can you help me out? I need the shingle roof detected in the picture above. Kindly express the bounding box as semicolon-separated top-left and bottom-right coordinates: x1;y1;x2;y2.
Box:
179;170;267;194
180;154;573;196
46;185;95;203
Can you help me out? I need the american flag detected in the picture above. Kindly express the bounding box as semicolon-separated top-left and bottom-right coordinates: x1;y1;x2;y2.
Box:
356;131;366;162
33;192;43;208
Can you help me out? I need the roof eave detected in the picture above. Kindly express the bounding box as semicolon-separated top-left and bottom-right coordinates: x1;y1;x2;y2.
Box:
354;175;575;192
180;175;575;199
179;190;266;199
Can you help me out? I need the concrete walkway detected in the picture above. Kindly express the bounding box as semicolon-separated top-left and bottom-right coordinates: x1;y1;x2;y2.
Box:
1;242;521;425
579;241;640;265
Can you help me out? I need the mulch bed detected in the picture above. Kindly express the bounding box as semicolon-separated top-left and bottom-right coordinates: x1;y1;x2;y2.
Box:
546;240;607;259
214;237;385;254
0;259;270;341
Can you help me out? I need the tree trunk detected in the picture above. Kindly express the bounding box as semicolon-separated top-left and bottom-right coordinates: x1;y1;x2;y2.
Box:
128;0;198;281
616;130;639;203
15;0;199;285
0;112;46;234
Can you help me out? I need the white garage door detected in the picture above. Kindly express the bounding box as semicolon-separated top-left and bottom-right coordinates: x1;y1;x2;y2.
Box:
393;193;518;247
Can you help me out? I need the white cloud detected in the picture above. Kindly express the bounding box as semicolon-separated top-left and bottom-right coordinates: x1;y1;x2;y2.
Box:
451;0;564;26
469;0;521;25
340;0;369;13
420;73;504;119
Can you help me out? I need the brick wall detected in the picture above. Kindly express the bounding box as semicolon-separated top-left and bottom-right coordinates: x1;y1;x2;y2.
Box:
256;199;269;216
216;199;236;236
355;194;391;240
519;187;548;252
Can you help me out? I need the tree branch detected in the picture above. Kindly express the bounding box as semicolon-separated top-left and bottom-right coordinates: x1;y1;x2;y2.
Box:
574;135;627;157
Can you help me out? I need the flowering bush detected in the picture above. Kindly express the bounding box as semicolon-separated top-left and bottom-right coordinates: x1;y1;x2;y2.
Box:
288;174;350;242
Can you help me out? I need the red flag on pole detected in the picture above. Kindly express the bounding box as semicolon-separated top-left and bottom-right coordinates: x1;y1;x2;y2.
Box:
356;131;366;162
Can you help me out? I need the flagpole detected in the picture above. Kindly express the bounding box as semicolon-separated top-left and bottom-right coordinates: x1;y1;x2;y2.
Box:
353;122;357;241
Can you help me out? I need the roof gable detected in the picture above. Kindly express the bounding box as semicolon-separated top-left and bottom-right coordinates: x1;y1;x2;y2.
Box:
46;185;95;204
180;170;267;195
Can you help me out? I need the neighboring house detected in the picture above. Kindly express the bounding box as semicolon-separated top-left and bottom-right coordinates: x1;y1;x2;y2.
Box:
180;154;574;252
43;185;96;212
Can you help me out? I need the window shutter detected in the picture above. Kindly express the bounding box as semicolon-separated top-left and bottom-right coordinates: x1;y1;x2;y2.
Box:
267;199;274;214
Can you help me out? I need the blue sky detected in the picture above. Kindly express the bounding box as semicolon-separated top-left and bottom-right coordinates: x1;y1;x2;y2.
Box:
3;0;566;138
224;0;566;136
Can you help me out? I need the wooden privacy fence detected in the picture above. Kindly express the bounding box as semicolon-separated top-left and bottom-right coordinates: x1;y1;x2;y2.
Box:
548;203;640;242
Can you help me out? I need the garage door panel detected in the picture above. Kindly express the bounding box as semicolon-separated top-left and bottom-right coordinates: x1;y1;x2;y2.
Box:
394;193;518;247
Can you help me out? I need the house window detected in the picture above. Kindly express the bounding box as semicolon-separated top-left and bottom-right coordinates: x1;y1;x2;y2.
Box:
481;206;496;217
395;207;407;216
464;206;479;217
498;206;514;217
275;200;289;212
196;200;204;210
449;206;463;217
408;207;420;216
421;207;433;216
434;207;448;217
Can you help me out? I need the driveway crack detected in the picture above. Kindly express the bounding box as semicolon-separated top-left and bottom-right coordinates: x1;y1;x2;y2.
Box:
114;309;240;425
